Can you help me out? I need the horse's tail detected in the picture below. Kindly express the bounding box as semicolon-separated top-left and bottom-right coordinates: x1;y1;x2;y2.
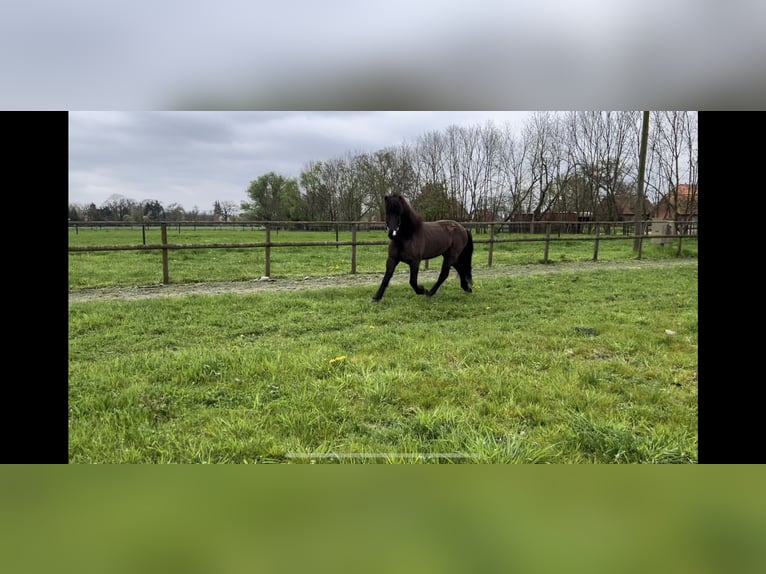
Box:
456;228;473;285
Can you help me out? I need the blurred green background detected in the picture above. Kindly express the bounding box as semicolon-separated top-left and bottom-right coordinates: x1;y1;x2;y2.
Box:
1;466;763;574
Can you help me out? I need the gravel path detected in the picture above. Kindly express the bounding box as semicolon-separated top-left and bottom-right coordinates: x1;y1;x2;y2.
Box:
68;258;697;303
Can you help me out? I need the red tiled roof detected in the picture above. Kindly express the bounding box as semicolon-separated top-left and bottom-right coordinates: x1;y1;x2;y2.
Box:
675;184;698;198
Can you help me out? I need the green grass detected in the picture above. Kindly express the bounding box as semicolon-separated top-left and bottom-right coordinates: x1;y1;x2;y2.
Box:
68;226;698;289
68;264;698;463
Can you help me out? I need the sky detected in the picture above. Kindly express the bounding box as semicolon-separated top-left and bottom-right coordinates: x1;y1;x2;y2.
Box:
34;0;763;211
68;111;532;212
5;1;765;110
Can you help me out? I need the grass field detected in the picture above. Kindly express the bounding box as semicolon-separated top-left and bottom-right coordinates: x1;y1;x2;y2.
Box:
68;226;698;290
68;259;698;463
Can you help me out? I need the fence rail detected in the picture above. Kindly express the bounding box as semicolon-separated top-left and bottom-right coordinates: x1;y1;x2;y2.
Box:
69;220;695;285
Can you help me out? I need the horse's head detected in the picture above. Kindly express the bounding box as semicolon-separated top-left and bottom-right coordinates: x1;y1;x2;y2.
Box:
384;195;405;240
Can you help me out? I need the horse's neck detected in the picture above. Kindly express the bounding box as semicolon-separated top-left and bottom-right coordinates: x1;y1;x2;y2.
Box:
404;209;423;230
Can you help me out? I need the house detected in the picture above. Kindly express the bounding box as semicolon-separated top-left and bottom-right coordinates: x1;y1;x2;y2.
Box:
655;184;698;221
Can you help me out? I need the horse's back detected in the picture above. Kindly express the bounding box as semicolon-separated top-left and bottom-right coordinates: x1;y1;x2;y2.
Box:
433;220;468;240
433;220;464;231
421;220;468;260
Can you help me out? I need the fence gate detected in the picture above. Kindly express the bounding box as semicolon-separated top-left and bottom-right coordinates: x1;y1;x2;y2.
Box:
650;219;674;246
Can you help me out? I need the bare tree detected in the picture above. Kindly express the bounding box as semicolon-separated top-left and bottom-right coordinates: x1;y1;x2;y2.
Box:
497;123;534;221
476;121;507;222
165;202;187;221
335;154;365;221
521;112;568;219
412;130;448;192
300;161;333;221
219;200;239;221
567;111;639;227
355;147;417;220
544;113;577;213
683;113;699;230
298;155;368;222
458;124;485;220
444;124;467;219
651;111;698;230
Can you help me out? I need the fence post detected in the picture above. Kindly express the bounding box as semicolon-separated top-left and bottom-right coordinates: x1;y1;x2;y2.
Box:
488;223;495;268
676;227;683;257
265;222;271;277
543;223;551;263
161;222;170;284
351;223;357;274
593;225;600;262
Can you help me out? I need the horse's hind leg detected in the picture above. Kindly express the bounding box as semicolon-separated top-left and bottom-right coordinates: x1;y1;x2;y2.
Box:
426;258;452;297
454;231;473;292
453;260;473;292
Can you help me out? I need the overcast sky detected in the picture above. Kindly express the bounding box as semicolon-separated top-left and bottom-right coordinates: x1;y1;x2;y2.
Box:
69;111;532;212
5;1;765;110
46;0;764;212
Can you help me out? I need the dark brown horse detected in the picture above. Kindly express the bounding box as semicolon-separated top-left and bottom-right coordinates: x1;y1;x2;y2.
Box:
372;194;473;301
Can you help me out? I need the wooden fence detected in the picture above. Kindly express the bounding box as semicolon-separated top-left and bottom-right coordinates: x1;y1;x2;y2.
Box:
68;220;694;285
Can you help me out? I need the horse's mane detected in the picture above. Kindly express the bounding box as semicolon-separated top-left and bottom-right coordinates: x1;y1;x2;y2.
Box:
387;194;423;235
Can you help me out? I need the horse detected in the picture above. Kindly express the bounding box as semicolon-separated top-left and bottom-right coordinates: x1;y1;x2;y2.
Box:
372;194;473;301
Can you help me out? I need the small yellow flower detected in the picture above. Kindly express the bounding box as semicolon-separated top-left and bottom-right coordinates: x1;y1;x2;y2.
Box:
485;306;491;310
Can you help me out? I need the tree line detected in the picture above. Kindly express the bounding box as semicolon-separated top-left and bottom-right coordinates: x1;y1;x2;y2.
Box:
68;111;697;223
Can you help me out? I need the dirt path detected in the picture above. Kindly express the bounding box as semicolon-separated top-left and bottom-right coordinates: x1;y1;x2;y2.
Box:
68;258;697;303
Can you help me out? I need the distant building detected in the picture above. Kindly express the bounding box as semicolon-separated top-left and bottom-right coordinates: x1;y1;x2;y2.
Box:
655;184;698;222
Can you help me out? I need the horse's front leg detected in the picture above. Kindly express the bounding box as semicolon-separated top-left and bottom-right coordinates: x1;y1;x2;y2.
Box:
372;256;399;301
408;261;426;295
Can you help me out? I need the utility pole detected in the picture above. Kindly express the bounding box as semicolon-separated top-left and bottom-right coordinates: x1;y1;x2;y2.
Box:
633;111;650;251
